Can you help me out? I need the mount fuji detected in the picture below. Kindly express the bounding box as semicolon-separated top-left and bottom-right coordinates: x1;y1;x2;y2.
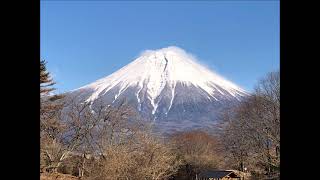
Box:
66;46;249;132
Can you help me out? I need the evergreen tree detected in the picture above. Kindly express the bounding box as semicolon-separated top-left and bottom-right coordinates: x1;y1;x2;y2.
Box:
40;59;65;172
40;59;56;96
40;59;64;130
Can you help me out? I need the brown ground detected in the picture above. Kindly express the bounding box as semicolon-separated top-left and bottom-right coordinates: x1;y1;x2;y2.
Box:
40;173;80;180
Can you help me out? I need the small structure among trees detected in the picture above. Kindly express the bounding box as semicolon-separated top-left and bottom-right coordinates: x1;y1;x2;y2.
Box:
198;170;241;180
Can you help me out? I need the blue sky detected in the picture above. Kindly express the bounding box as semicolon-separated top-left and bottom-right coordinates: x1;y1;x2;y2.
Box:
41;1;279;94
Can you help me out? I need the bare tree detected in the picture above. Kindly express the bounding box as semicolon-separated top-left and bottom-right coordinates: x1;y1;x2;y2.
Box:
219;71;280;179
90;120;180;180
170;130;223;179
132;130;181;180
42;88;181;179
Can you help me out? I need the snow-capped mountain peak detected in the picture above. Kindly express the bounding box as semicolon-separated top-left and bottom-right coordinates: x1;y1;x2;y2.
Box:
69;46;248;132
76;46;247;105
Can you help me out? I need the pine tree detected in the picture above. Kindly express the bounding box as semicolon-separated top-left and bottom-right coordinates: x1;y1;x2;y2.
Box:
40;60;55;96
40;59;65;172
40;59;64;128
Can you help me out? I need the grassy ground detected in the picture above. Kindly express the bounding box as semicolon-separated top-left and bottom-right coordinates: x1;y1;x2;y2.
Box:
40;173;80;180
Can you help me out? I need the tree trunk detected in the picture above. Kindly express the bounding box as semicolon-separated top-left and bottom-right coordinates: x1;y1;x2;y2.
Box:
240;161;244;172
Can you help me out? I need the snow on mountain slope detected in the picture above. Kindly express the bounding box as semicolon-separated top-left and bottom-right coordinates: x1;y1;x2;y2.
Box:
69;46;249;132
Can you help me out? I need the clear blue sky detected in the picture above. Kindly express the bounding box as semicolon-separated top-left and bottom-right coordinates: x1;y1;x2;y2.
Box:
41;1;279;94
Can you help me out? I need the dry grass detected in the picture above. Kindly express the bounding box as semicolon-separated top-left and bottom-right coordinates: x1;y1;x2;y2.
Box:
40;173;79;180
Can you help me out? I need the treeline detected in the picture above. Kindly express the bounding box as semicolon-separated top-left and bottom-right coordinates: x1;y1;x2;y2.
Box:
218;71;280;179
40;60;181;179
40;60;279;180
